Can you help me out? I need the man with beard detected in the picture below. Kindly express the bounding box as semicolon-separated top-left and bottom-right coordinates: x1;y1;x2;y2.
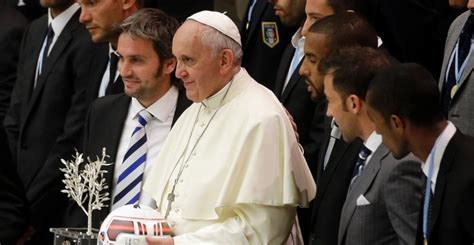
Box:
3;0;102;242
65;8;191;229
298;11;381;244
367;63;474;244
77;0;143;98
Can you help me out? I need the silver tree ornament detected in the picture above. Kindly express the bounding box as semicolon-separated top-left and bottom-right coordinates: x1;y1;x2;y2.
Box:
60;148;111;235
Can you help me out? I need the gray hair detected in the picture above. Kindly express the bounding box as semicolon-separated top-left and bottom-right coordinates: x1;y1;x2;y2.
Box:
197;22;243;65
120;8;179;61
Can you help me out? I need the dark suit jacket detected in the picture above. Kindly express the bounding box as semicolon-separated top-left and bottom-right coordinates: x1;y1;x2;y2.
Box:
274;43;325;240
0;8;28;243
0;7;27;124
65;90;191;229
438;11;474;137
421;130;474;244
83;43;125;102
338;144;422;245
361;0;461;78
307;112;362;245
3;0;47;21
3;10;105;241
274;43;325;164
241;0;296;89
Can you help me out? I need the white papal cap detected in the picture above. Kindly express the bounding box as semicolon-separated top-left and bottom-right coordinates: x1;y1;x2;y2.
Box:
187;10;242;46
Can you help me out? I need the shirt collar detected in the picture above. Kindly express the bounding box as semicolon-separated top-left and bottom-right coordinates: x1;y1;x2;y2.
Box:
364;131;383;153
201;68;246;109
108;43;116;57
130;85;179;123
291;28;305;54
422;121;456;193
48;3;80;36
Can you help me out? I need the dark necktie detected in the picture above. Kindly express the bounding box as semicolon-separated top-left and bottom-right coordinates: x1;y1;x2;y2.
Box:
443;13;474;116
39;24;54;75
106;52;119;93
421;174;434;241
350;145;372;185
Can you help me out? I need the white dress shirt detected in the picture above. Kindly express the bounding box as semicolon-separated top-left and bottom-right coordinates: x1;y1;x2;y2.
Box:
422;121;456;194
112;85;179;206
35;3;80;84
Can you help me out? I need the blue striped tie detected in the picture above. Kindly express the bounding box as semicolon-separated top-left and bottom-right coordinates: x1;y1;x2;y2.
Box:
113;109;153;209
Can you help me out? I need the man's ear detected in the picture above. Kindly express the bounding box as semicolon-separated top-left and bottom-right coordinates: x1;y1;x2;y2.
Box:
122;0;137;11
163;58;177;75
347;94;362;114
219;49;235;74
390;114;406;135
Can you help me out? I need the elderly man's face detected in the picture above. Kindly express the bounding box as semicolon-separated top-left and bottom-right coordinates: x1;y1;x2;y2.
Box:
172;21;225;102
78;0;126;43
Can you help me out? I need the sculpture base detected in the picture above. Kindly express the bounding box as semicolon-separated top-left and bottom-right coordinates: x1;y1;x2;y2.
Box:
50;227;98;245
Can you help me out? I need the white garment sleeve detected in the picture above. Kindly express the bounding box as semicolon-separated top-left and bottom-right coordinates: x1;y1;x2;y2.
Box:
173;204;296;245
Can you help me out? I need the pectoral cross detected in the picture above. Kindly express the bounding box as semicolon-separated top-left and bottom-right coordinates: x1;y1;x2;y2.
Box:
165;193;175;219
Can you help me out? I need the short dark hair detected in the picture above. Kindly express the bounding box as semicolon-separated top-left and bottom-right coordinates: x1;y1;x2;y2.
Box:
309;12;378;51
367;63;444;127
120;8;179;61
319;46;391;101
327;0;362;13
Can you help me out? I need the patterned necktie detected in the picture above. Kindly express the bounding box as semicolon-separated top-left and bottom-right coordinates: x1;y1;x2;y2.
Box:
443;14;474;115
350;145;372;185
113;109;153;209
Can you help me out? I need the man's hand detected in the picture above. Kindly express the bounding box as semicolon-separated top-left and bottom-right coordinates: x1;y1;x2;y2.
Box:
284;108;299;142
146;236;174;245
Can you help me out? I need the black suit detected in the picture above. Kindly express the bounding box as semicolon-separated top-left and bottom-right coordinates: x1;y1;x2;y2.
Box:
418;130;474;244
305;105;362;245
241;0;296;89
360;0;462;78
274;42;325;240
274;44;325;162
3;10;105;243
65;90;191;228
2;0;47;21
0;7;29;243
83;44;124;101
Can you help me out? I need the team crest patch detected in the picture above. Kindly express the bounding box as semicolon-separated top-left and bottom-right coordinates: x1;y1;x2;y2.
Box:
261;22;279;48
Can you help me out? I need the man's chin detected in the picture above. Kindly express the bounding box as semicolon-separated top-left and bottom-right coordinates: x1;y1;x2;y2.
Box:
310;93;325;103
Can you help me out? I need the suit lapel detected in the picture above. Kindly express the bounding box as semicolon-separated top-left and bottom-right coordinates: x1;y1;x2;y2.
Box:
96;95;131;223
273;44;295;97
456;56;473;93
25;17;48;103
339;144;386;241
244;0;267;48
428;132;457;235
439;12;469;92
280;60;303;103
27;10;79;115
86;44;109;101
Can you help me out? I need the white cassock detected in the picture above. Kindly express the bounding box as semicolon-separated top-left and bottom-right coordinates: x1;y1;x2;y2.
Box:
143;68;316;244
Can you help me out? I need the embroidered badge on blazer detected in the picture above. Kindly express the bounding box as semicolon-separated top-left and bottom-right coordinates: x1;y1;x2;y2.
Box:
261;22;280;48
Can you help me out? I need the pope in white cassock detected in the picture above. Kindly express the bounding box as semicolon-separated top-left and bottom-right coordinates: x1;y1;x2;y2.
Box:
143;10;316;245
